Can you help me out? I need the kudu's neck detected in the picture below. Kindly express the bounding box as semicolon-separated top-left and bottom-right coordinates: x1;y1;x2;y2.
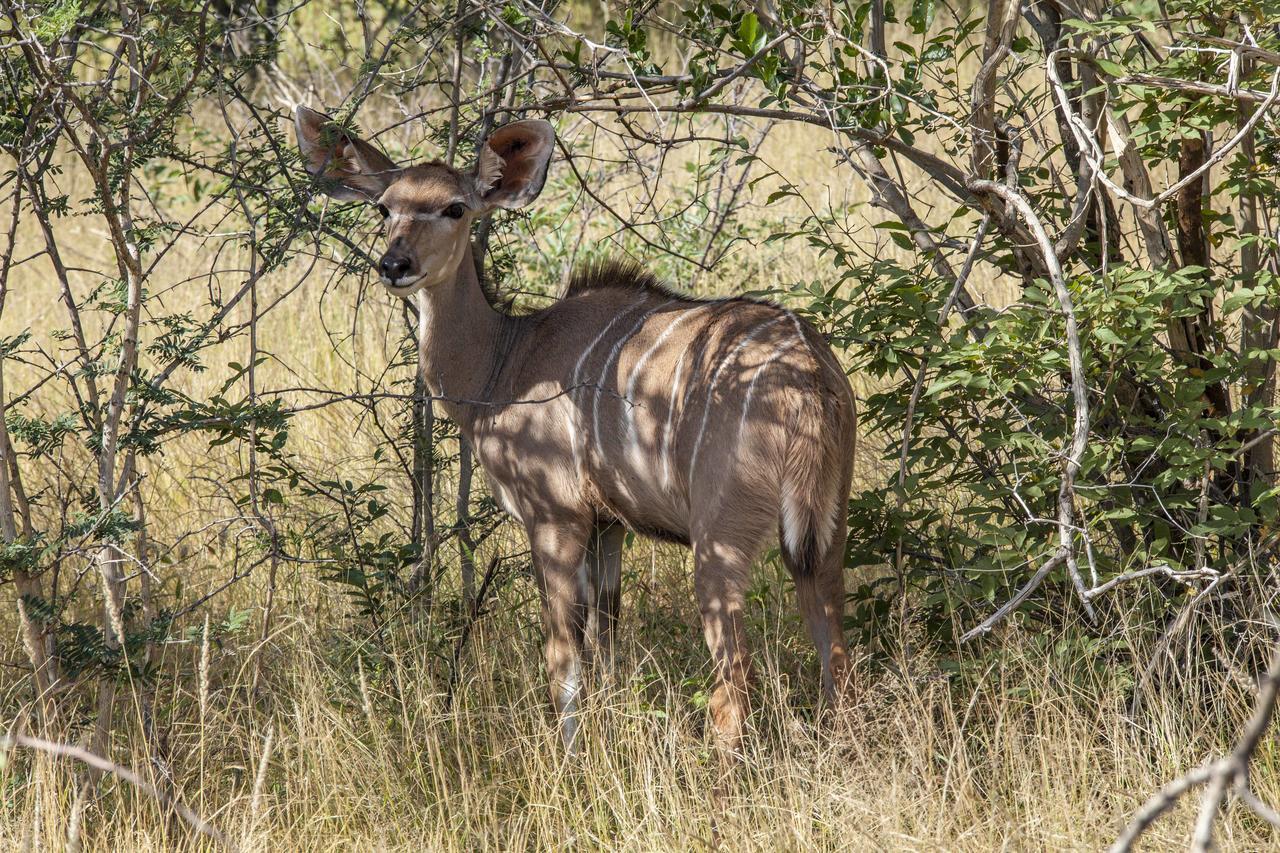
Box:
415;240;510;429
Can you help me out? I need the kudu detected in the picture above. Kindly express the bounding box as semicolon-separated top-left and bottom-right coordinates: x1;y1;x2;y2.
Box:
295;107;856;751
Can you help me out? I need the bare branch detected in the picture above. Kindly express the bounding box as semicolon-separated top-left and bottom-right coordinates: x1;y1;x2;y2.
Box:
959;550;1068;643
1111;643;1280;852
0;731;235;850
970;0;1022;179
966;177;1094;626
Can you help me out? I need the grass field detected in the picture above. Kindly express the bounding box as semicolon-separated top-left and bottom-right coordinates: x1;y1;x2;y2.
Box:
6;585;1280;850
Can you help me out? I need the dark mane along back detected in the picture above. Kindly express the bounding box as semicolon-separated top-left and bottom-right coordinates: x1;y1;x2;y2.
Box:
564;258;693;301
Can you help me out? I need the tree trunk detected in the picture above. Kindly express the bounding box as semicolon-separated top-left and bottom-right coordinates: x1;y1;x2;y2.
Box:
0;359;57;728
1239;74;1277;487
1171;133;1232;421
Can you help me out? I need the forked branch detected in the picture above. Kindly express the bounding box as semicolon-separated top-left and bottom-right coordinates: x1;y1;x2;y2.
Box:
1110;642;1280;852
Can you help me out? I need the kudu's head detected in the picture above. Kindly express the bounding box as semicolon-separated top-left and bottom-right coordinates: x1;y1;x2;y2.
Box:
294;106;555;296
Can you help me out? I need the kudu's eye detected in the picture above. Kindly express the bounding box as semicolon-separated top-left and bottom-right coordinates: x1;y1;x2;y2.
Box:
443;202;466;219
376;203;390;219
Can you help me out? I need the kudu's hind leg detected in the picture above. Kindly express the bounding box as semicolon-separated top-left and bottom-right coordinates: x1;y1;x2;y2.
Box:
783;524;852;703
528;522;591;752
584;521;624;670
692;537;756;754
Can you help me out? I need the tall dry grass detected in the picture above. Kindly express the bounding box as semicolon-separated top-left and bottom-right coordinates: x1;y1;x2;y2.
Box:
6;570;1280;850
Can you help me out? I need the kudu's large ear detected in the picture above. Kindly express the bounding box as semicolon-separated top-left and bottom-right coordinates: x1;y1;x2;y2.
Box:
473;120;556;211
294;106;399;202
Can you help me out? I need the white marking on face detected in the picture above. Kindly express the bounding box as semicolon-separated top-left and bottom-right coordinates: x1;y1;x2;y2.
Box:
688;315;788;481
383;271;431;293
387;212;444;224
379;222;469;297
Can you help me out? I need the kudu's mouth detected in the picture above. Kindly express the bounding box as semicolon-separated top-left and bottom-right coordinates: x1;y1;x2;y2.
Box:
378;250;461;296
379;270;431;295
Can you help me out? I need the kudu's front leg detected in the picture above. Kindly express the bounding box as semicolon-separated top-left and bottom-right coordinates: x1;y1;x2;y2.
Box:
528;521;591;752
584;522;625;671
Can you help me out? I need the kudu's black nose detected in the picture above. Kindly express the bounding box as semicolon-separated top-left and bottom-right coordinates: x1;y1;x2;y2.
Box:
379;253;412;283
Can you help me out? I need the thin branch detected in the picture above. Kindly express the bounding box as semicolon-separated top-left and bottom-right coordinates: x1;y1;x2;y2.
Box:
1082;564;1219;600
1110;643;1280;852
0;731;235;851
959;550;1068;643
967;178;1095;625
1052;53;1280;211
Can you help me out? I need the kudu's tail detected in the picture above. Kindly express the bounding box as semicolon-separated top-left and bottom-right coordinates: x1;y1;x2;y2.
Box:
779;365;852;577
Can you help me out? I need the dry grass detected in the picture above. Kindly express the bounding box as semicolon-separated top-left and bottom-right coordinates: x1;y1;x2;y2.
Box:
5;579;1280;851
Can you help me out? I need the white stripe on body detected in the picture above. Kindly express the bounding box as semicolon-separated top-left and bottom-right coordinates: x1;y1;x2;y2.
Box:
622;303;714;475
592;300;674;457
659;347;692;493
687;315;789;485
704;330;806;537
568;299;649;477
735;336;802;441
786;309;841;388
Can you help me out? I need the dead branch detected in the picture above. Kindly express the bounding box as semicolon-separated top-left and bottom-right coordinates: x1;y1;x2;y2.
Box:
959;550;1068;642
1110;642;1280;852
970;0;1022;179
0;731;235;851
1117;74;1276;103
1082;565;1220;600
964;177;1095;631
1051;54;1280;212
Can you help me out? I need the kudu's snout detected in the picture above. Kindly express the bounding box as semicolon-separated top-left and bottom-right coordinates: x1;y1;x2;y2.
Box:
379;252;413;285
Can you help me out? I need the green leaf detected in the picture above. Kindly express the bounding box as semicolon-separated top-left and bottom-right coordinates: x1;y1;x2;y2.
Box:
1092;57;1125;77
738;12;760;49
1095;327;1123;346
907;0;935;34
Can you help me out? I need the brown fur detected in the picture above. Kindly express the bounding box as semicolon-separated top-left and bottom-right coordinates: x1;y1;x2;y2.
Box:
296;108;858;753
